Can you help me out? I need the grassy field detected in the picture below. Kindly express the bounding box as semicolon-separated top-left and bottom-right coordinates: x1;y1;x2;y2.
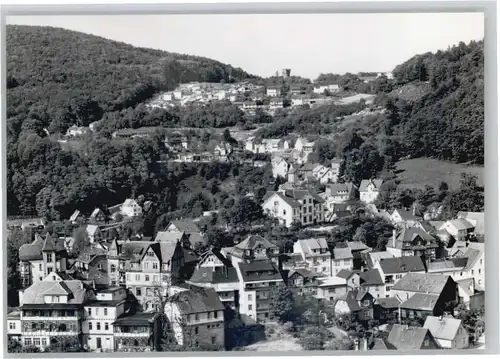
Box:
395;158;484;190
241;337;303;351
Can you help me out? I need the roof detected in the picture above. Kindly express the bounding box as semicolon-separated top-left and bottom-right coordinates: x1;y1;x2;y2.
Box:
375;296;401;309
393;209;421;221
333;248;353;260
426;258;468;272
237;260;283;282
424;316;463;341
387;324;433;350
379;256;426;274
42;233;64;252
70;210;81;222
154;231;186;245
347;241;370;251
289;268;318;279
336;269;355;279
85;299;125;307
113;312;159;326
457;211;484;234
118;241;153;262
372;337;397;350
235;235;278;251
456;278;475;296
447;218;475;231
359;179;383;192
391;273;452;294
462;247;483;271
188;266;239;284
399;293;440;311
7;311;21;319
359;269;384;286
263;191;301;208
335;289;370;312
19;234;44;261
367;251;394;268
21;280;91;305
90;208;104;219
170;287;224;314
122;198;139;207
86;224;100;237
168;220;201;233
318;276;346;287
325;183;355;195
297;238;329;256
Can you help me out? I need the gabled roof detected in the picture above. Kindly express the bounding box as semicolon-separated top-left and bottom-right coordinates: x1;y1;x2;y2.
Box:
237;260;283;282
325;183;356;195
118;241;152;262
457;212;484;235
375;296;401;309
379;256;426;274
336;269;355;279
235;235;278;251
154;231;186;245
297;237;329;256
70;210;82;222
426;258;468;272
42;233;65;253
359;179;383;192
90;208;104;219
86;224;100;237
188;266;239;284
387;324;433;350
21;280;92;305
424;316;463;341
171;286;224;314
367;251;394;268
371;337;397;350
399;293;440;311
462;247;483;272
289;268;318;279
19;234;44;261
333;248;353;260
263;191;301;208
393;209;421;221
347;241;370;252
391;273;451;294
359;269;384;286
446;218;475;231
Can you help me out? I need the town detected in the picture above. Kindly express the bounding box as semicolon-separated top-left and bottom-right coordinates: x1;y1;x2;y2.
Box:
5;23;485;354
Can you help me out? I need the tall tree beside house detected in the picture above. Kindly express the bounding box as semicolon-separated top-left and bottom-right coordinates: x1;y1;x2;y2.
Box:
71;227;91;255
270;286;298;324
443;172;484;215
455;303;485;344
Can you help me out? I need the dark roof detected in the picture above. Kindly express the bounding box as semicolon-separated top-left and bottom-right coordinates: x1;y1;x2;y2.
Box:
391;273;451;295
371;337;397;350
19;234;44;261
171;287;224;314
393;209;421;221
379;256;426;274
391;227;438;250
42;233;65;252
21;303;83;310
98;287;124;294
289;268;318;279
188;266;239;284
336;269;355;279
113;312;159;326
238;260;283;282
235;235;278;251
359;269;384;286
375;297;401;309
263;191;301;208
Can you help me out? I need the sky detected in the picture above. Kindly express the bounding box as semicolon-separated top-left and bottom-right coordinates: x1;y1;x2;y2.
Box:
7;13;484;79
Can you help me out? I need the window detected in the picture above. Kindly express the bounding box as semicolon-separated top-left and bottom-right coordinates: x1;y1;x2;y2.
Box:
135;274;140;281
104;308;108;316
147;288;153;296
96;308;100;316
52;296;59;303
25;338;32;346
145;275;150;282
211;336;216;345
9;322;15;330
42;338;47;347
471;270;474;275
479;269;481;274
154;275;158;283
195;327;199;334
126;274;131;281
111;264;116;273
97;322;101;330
303;216;307;222
386;286;391;292
195;314;199;321
214;311;218;319
47;267;53;274
424;339;429;346
46;253;53;262
39;264;43;271
248;294;253;300
33;338;41;346
480;259;483;265
136;288;142;296
248;305;253;310
153;263;158;270
89;322;93;330
344;259;350;265
88;308;92;316
105;323;109;330
309;215;312;222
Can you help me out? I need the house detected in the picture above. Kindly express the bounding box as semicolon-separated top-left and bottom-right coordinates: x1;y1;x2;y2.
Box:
386;227;438;260
455;278;484;310
113;312;162;352
374;256;427;296
82;287;128;352
261;139;290;153
18;233;69;288
392;273;458;319
333;290;375;322
7;311;22;342
262;188;325;228
112;127;163;139
335;269;360;289
423;315;469;349
226;234;280;265
294;137;315;153
384;324;440;350
286;269;321;296
312;164;338;184
70;209;86;224
86;225;102;243
358;269;385;298
288;163;319;184
89;208;107;224
390;208;422;228
236;260;285;322
165;220;205;248
459;242;485;290
164;286;225;349
17;277;95;351
120;199;142;218
316;276;350;301
271;156;292;179
374;296;401;323
66;125;89;137
72;246;109;288
269;99;284;110
442;219;475;241
313;85;329;94
323;183;357;206
293;238;332;276
359;179;383;204
332;248;354;274
346;241;371;270
456;212;484;237
365;251;394;269
214;142;233;160
266;87;281;97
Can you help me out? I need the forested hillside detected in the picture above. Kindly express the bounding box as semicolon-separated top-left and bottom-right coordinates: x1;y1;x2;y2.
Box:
6;25;257;140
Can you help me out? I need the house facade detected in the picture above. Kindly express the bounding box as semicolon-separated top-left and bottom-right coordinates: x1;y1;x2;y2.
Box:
359;179;383;204
293;238;332;276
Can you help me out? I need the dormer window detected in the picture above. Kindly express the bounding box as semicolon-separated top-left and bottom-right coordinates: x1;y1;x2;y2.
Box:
52;296;60;303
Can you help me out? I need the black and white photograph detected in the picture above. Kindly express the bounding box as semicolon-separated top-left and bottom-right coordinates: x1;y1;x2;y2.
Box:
4;10;486;354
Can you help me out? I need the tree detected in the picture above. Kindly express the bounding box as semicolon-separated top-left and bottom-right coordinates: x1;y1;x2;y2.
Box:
270;286;298;323
455;304;485;344
71;226;91;255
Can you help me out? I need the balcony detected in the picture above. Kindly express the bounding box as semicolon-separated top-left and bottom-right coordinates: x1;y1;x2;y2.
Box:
22;330;79;336
115;332;151;337
23;316;78;321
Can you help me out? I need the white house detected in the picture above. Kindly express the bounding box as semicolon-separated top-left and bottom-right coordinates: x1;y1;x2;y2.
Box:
390;208;422;228
120;199;142;218
313;85;329;94
271;156;291;179
173;90;183;100
423;316;469;349
162;92;173;101
312;165;338;184
293;238;333;276
442;219;475;240
359;179;383;204
86;225;102;243
82;287;128;352
332;248;354;275
294;138;315;153
266;87;281;97
262;189;325;228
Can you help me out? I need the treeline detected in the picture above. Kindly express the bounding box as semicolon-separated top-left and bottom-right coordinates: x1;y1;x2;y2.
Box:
6;25;257;141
